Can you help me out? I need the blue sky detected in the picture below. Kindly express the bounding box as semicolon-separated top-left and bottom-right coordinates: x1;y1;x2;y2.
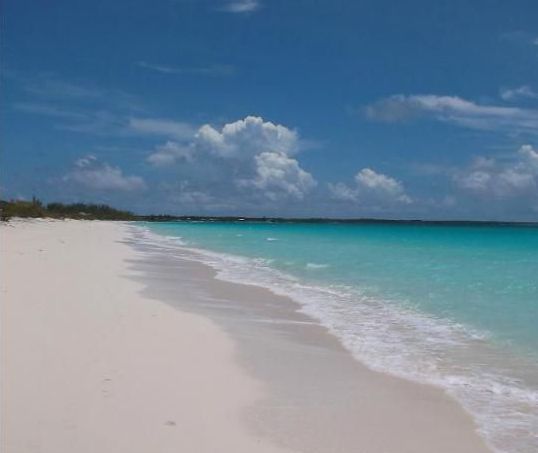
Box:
3;0;538;220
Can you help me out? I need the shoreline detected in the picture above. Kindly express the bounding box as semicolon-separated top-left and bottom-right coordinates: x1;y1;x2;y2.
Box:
140;222;538;453
2;219;294;453
127;222;491;452
2;219;491;452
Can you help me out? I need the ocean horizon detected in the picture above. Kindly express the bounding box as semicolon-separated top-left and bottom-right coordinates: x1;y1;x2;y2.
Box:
142;220;538;453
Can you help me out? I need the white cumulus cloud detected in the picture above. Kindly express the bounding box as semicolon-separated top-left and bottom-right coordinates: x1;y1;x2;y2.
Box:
329;168;411;205
237;151;316;200
195;115;299;158
454;145;538;198
146;116;315;207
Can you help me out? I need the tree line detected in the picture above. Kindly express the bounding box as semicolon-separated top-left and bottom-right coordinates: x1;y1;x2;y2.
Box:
2;198;535;226
0;198;137;221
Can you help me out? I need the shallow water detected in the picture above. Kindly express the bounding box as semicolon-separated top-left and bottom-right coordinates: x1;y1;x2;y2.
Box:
140;221;538;452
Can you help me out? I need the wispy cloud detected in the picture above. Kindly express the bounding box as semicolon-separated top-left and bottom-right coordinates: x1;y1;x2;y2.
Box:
136;61;235;76
364;94;538;135
56;111;128;136
12;75;152;136
218;0;261;13
21;74;143;112
500;85;538;102
14;90;196;140
64;155;146;192
13;102;87;120
128;118;196;140
500;30;538;48
13;101;128;136
25;77;104;100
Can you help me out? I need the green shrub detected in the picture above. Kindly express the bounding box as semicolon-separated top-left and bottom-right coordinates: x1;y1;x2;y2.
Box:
0;199;136;221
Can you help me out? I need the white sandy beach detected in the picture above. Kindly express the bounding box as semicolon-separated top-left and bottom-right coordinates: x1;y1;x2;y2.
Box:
1;220;491;453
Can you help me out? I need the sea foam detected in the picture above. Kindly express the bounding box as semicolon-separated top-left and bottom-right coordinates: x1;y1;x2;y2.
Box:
134;226;538;453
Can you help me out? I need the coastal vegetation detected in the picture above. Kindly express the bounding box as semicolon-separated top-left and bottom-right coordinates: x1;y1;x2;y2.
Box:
2;198;536;226
0;198;136;221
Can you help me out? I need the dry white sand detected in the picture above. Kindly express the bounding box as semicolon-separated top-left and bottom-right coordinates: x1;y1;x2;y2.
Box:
1;219;294;453
1;219;491;453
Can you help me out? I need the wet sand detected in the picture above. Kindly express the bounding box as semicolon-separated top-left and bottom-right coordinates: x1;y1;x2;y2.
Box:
1;220;491;452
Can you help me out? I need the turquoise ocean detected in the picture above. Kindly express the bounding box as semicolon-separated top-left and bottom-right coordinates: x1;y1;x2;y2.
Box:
141;221;538;452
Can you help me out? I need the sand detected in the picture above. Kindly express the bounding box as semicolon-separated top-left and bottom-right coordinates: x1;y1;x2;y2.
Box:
1;219;491;453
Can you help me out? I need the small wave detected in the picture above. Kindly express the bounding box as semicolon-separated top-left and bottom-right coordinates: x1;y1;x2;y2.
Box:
306;262;329;269
166;235;185;244
133;225;538;453
266;237;278;241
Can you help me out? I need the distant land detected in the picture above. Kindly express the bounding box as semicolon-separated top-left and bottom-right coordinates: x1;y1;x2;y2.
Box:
1;198;537;227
